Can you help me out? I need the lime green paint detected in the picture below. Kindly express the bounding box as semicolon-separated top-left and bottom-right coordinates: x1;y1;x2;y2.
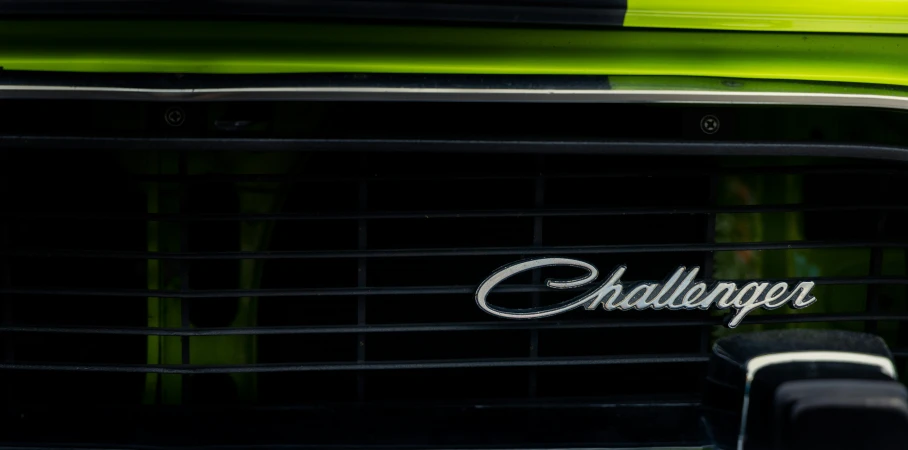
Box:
2;21;908;87
122;150;287;404
626;0;908;34
608;76;908;96
143;152;184;404
135;151;306;404
104;110;322;403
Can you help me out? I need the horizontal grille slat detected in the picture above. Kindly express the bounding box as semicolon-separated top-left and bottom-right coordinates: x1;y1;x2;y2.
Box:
0;354;712;374
5;203;908;221
3;275;908;298
5;240;908;259
3;135;908;162
92;166;908;183
3;313;908;336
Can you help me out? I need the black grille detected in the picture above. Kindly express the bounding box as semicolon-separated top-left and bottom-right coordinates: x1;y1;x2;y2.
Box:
1;148;908;448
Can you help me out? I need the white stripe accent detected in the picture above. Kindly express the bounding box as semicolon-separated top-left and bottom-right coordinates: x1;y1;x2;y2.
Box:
746;351;897;381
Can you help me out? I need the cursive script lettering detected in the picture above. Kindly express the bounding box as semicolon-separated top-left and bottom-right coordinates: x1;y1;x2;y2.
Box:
475;258;816;328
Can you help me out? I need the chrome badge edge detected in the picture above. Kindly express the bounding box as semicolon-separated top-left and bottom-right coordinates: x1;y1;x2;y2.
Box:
475;258;817;328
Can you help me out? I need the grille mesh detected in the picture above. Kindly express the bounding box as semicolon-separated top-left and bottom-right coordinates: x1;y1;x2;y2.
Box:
1;148;907;448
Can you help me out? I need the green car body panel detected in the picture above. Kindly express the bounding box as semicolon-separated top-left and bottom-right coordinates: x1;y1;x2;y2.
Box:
625;0;908;34
0;20;906;87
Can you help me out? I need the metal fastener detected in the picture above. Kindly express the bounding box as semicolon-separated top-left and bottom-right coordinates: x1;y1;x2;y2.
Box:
700;115;720;134
164;107;186;127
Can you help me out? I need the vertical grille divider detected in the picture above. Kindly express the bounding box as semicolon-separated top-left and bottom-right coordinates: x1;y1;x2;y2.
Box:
1;169;11;363
0;162;12;410
866;175;892;334
866;232;886;335
1;227;9;365
700;172;718;391
356;154;368;402
178;152;191;403
529;155;544;398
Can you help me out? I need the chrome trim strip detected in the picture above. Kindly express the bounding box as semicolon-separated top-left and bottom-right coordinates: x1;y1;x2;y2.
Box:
3;84;908;111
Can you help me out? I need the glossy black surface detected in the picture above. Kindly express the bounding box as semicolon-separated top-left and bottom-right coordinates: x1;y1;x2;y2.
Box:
0;1;627;27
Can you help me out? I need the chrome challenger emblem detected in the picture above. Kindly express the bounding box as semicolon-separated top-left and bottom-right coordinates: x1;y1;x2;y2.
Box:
475;258;817;328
